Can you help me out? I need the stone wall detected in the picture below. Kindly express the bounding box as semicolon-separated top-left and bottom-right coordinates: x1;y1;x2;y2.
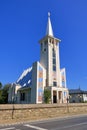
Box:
0;103;87;121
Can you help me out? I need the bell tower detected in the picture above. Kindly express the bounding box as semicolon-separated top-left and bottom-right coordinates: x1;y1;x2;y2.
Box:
39;12;61;87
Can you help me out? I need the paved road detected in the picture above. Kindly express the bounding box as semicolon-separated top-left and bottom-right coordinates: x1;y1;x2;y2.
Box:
0;115;87;130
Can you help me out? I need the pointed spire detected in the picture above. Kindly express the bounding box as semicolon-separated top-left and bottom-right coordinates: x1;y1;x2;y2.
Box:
46;12;54;36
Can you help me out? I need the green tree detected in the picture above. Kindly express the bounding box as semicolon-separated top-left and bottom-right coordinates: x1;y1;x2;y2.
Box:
44;89;51;103
0;82;3;103
0;83;11;104
1;84;11;104
0;89;4;103
0;82;2;89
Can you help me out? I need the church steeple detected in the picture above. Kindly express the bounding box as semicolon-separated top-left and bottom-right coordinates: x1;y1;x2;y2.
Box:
40;12;61;88
46;12;54;36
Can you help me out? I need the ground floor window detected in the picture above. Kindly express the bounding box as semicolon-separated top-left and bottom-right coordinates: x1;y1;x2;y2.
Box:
20;93;25;101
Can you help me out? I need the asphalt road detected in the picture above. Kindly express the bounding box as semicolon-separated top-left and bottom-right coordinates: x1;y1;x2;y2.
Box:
0;115;87;130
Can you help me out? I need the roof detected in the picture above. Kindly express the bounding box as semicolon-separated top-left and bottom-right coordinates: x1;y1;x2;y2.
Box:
18;86;31;91
16;67;32;87
69;89;87;94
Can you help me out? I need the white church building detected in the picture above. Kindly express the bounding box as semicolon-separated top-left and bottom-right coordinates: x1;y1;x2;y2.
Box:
8;13;69;104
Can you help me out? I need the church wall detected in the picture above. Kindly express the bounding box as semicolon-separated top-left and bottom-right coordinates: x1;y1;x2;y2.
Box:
47;39;52;86
56;43;61;87
37;63;44;103
8;83;21;103
60;68;67;88
31;61;46;104
17;88;31;104
40;41;48;69
31;62;38;104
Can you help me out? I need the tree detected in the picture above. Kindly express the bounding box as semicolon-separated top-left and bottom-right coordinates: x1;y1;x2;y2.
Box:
44;89;51;103
1;84;11;103
0;83;11;104
0;89;3;103
0;82;2;89
0;82;3;103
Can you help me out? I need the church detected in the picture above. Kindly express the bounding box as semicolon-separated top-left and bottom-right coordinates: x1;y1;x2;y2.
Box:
8;13;69;104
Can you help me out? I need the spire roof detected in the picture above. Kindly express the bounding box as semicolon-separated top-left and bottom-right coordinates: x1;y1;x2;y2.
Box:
46;12;54;36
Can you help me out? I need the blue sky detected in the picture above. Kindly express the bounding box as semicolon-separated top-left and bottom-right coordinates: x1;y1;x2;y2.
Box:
0;0;87;90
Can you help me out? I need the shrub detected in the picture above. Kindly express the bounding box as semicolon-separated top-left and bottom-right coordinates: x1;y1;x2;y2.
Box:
44;89;51;103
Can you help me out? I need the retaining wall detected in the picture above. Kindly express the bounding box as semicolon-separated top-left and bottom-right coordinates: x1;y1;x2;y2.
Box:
0;103;87;121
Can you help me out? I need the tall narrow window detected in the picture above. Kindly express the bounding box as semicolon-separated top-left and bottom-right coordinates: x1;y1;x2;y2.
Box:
53;66;56;71
41;44;43;51
52;48;56;71
52;48;56;58
53;82;57;86
53;58;56;65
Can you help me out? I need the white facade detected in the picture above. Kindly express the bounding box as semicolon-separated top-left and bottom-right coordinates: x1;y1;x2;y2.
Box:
8;13;68;104
83;94;87;102
8;83;21;103
39;13;68;103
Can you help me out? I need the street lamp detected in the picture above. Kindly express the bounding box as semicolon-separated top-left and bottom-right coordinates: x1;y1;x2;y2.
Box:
12;96;14;119
66;97;69;113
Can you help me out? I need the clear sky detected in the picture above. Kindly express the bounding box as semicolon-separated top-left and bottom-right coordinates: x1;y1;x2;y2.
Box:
0;0;87;90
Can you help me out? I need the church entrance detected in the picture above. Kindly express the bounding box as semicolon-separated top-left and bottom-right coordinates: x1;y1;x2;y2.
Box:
53;91;57;103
